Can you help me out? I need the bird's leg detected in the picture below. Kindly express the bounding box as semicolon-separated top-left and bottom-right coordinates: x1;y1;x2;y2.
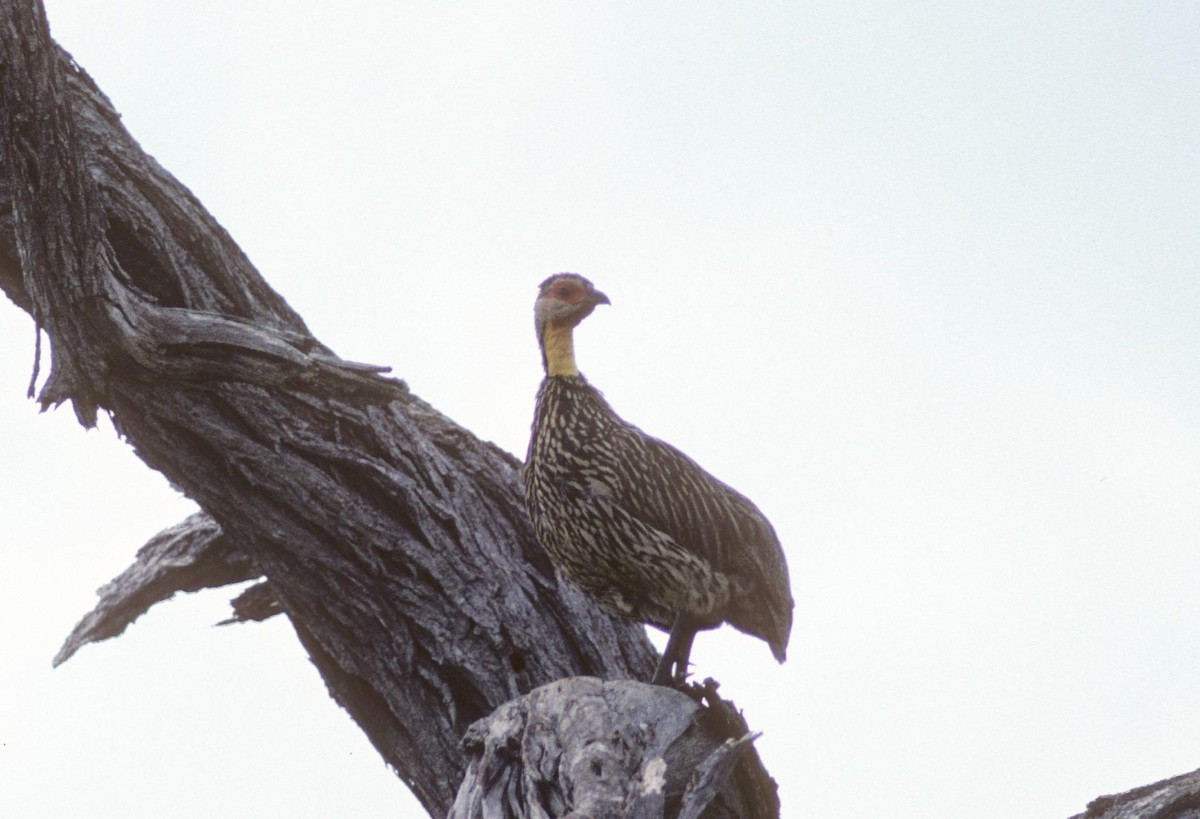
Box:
652;613;699;686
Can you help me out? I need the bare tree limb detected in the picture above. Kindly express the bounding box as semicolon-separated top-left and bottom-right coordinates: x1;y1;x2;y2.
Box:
0;2;782;816
1070;768;1200;819
53;511;254;666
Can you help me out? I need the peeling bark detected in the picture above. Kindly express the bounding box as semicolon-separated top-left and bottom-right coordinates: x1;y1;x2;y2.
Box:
0;2;782;816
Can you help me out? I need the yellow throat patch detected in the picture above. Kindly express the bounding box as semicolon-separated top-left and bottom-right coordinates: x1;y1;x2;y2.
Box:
542;322;579;377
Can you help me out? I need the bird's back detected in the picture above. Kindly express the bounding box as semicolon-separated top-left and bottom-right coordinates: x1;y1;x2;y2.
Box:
524;375;793;660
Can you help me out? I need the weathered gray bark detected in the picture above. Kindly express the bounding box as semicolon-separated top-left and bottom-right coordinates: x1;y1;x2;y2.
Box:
0;2;781;816
1069;768;1200;819
449;678;770;819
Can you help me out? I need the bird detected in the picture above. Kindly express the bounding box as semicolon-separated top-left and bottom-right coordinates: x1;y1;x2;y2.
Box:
522;273;793;686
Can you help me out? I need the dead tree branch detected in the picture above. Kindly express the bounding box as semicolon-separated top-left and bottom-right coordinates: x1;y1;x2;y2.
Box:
1069;768;1200;819
0;2;780;816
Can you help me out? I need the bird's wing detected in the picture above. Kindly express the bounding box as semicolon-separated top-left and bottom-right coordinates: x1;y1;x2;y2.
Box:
537;380;792;648
604;423;779;575
602;424;793;655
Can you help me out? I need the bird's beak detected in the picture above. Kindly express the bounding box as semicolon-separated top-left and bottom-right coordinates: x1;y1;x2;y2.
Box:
591;289;611;306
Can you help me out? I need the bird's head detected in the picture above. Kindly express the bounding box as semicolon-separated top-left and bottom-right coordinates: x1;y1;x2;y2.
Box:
534;273;610;376
535;273;610;333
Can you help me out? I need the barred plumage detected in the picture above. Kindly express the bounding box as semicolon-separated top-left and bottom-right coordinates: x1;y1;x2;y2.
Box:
523;273;794;685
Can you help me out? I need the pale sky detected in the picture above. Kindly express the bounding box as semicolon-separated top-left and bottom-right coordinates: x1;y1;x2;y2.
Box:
3;3;1199;817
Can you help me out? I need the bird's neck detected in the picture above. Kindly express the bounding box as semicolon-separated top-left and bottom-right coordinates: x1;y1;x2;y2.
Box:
541;322;579;377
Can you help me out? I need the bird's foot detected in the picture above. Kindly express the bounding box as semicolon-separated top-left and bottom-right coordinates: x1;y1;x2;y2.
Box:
652;613;699;687
650;656;693;688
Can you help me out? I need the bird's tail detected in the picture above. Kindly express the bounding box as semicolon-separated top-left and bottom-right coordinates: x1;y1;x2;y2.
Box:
729;590;792;664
